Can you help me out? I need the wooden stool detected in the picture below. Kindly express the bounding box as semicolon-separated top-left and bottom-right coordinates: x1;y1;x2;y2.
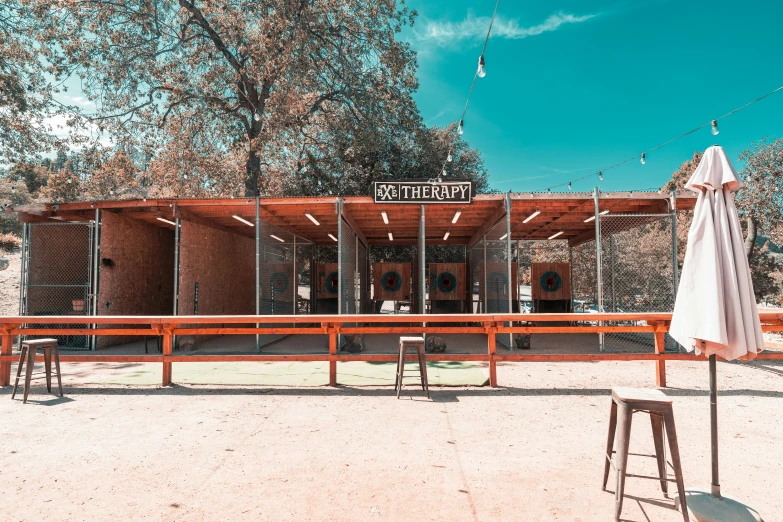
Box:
603;387;688;521
12;339;63;404
395;336;429;399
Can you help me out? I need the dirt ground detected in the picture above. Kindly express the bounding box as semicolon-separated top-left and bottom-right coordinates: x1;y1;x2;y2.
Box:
1;359;782;522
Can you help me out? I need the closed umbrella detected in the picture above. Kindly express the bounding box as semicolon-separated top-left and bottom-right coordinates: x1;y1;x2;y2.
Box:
669;145;765;521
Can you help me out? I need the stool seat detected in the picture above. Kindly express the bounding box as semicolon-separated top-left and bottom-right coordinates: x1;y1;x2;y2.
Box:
12;339;63;404
604;387;688;521
395;336;429;399
612;386;671;404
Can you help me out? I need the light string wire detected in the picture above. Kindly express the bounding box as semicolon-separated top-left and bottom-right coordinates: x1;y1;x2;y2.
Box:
539;84;783;192
430;0;500;184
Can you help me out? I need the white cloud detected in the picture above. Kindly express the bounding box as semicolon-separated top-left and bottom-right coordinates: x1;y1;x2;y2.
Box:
415;11;598;45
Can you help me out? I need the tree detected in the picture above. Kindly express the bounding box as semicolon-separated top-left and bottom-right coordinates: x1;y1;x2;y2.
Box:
30;0;421;196
0;2;77;164
737;138;783;260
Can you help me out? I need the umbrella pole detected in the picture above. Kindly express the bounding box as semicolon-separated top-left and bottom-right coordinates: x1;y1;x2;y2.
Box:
709;354;721;498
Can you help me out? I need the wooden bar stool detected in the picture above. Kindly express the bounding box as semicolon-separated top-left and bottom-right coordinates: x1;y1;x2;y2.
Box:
395;336;429;399
603;387;688;521
12;338;63;404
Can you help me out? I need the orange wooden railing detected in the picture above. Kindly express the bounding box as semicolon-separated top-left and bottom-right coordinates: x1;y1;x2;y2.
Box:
1;313;782;388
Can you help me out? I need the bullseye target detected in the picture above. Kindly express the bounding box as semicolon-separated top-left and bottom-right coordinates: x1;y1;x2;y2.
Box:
381;271;402;292
428;263;465;301
531;262;571;301
372;263;410;301
326;272;339;294
316;263;339;299
478;263;518;301
540;271;562;292
263;263;295;301
270;272;289;294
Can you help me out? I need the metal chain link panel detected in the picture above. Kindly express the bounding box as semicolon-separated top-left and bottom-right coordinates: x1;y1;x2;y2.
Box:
24;222;94;350
599;214;678;352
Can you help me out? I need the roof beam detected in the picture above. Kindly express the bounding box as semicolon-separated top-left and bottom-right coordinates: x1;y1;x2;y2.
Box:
173;206;253;239
468;204;507;247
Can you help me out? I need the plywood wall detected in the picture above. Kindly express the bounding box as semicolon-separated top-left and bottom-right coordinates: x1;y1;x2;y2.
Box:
531;262;571;301
428;263;466;301
372;262;411;302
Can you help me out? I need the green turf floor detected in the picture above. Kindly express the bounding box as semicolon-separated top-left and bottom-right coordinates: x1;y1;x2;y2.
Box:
88;361;489;387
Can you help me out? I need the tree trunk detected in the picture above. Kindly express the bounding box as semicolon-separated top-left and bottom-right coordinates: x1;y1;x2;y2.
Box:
245;150;260;197
744;215;757;261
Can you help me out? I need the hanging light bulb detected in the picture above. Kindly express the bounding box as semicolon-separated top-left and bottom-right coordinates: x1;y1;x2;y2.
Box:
67;177;72;184
183;173;188;180
640;152;646;165
11;185;16;194
253;112;260;122
711;119;719;135
458;119;464;135
547;188;551;193
568;182;572;190
447;153;452;162
477;55;486;78
598;171;603;181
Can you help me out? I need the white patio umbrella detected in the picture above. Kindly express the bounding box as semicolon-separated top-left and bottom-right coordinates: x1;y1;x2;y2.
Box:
669;145;765;521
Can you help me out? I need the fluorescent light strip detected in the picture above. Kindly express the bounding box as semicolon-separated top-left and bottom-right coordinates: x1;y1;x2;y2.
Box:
388;232;393;241
499;233;507;240
270;234;285;243
381;211;389;224
157;217;177;226
583;210;610;223
452;211;461;224
328;233;337;242
443;232;450;240
523;210;541;223
232;214;254;227
305;213;320;226
548;231;564;240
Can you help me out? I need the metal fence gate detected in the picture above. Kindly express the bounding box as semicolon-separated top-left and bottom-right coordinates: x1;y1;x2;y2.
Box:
20;221;96;350
599;214;678;352
470;214;512;347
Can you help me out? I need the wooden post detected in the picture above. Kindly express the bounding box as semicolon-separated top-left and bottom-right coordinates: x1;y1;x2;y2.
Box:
488;322;497;387
1;325;13;386
654;330;666;388
328;324;337;386
162;327;173;386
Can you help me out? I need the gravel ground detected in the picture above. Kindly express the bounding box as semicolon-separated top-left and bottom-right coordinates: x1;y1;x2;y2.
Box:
1;359;781;521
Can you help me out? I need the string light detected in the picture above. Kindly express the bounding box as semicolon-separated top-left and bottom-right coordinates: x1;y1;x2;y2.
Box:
447;153;452;162
477;55;486;78
458;119;464;135
567;182;572;190
253;113;260;122
526;83;783;192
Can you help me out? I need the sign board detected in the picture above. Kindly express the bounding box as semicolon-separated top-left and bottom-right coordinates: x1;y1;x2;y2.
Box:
373;180;473;204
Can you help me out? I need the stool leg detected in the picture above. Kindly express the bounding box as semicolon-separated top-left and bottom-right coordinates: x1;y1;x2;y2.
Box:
417;346;429;399
53;346;63;397
614;403;633;522
603;399;618;490
650;412;668;496
11;346;27;400
396;346;404;398
663;409;689;522
44;347;52;393
23;346;36;404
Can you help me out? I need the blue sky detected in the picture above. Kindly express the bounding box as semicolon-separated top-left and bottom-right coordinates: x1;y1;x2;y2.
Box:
405;0;783;192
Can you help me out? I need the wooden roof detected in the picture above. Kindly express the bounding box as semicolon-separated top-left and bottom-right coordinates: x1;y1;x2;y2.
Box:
9;191;696;247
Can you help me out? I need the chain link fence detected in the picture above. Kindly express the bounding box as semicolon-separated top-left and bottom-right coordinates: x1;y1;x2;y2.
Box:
22;222;95;350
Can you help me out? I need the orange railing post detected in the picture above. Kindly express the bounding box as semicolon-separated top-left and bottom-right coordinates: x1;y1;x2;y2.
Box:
654;330;666;388
487;322;498;387
162;326;173;386
328;323;337;386
0;325;14;386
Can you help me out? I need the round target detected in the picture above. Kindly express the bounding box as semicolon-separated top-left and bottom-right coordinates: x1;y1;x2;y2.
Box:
487;271;508;288
540;271;562;292
270;272;289;294
436;272;456;293
381;271;402;292
326;271;339;294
